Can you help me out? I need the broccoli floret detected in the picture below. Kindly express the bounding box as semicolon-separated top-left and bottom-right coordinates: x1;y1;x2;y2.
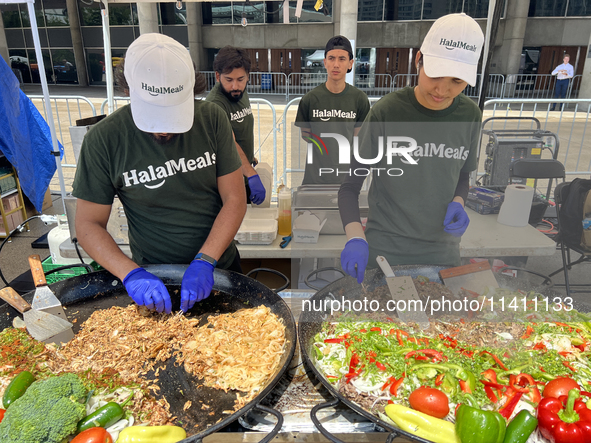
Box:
0;373;88;443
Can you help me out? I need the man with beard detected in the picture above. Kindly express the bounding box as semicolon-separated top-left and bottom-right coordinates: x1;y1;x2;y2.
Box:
206;46;266;205
72;34;246;315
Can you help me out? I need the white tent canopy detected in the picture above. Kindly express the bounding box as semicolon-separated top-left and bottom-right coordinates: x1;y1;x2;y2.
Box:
4;0;67;211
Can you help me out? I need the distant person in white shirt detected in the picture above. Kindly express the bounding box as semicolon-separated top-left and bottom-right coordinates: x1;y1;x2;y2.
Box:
551;54;574;111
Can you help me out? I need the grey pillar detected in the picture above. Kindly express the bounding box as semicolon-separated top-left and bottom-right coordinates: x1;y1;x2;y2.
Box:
138;3;159;35
186;2;207;71
336;0;358;80
500;0;530;97
0;13;9;66
66;0;88;86
577;40;591;100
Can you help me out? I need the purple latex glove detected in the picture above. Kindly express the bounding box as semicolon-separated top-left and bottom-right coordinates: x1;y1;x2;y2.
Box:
443;201;470;237
247;174;266;205
123;267;172;313
340;238;369;284
180;259;215;312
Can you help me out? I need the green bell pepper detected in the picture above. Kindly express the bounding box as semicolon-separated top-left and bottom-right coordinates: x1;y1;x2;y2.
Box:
456;398;506;443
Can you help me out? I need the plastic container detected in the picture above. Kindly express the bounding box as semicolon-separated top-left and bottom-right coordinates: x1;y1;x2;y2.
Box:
253;162;273;208
234;219;278;245
42;256;101;284
277;187;292;236
48;215;94;265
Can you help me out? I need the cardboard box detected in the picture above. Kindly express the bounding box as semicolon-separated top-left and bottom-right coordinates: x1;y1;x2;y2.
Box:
42;189;53;211
293;211;327;243
467;187;504;208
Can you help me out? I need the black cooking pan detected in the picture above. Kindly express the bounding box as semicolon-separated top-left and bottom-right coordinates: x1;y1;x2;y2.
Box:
298;264;591;443
0;265;297;443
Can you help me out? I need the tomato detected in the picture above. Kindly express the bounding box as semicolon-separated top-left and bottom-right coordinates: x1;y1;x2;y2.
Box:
408;387;450;418
542;377;580;398
71;427;113;443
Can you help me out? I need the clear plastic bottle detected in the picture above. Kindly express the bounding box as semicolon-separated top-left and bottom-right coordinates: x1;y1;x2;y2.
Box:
277;187;292;236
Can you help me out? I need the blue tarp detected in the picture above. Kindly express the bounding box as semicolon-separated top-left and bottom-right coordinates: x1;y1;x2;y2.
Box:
0;56;63;212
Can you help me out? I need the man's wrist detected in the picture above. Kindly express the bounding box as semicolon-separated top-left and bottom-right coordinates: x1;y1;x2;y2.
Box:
194;253;218;267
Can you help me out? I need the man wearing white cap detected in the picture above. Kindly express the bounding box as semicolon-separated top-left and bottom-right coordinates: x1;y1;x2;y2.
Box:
73;33;246;313
338;13;484;283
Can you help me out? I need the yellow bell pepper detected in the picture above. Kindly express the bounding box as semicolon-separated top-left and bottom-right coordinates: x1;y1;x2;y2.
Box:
384;404;460;443
116;425;187;443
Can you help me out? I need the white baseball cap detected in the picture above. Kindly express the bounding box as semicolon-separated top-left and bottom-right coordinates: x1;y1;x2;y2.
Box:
420;13;484;87
124;33;195;133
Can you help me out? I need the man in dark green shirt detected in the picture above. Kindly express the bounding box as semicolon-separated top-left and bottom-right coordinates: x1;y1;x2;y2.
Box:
73;34;246;314
206;46;266;204
295;36;370;185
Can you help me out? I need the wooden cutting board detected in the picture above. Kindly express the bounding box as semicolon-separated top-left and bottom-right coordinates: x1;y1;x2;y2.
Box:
439;261;499;298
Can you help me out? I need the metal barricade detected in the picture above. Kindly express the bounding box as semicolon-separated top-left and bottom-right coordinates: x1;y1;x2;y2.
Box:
280;97;304;187
288;73;327;99
354;73;392;97
392;73;418;90
28;95;97;169
503;74;558;100
100;96;130;115
483;99;591;178
248;72;289;101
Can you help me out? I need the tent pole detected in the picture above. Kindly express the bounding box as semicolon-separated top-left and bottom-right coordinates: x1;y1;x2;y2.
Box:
101;0;114;114
27;1;67;214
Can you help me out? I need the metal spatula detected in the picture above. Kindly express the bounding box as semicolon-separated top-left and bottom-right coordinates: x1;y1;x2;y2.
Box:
376;256;430;329
28;254;68;321
0;287;74;344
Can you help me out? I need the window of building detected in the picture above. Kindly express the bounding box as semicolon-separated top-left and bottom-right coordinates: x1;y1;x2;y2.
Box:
359;0;500;21
51;48;77;83
110;3;135;26
528;0;567;17
232;2;265;25
202;1;331;24
160;3;187;25
79;2;102;26
1;4;23;28
19;2;46;28
43;0;68;27
567;0;591;16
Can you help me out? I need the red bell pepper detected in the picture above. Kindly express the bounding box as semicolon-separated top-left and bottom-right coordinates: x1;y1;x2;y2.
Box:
324;338;345;343
0;408;4;423
435;373;445;386
370;327;382;332
484;386;499;403
538;389;591;443
499;388;523;419
482;369;503;398
375;361;387;371
522;325;535;339
390;374;405;397
459;379;472;394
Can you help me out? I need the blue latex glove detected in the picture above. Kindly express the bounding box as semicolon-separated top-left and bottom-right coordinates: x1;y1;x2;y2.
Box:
180;259;215;312
443;201;470;237
248;174;266;205
123;267;172;314
340;238;369;284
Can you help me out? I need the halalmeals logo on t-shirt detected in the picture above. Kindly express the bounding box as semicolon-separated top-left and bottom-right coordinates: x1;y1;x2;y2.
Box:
141;83;184;96
439;38;478;52
230;107;253;123
122;154;216;189
313;109;357;121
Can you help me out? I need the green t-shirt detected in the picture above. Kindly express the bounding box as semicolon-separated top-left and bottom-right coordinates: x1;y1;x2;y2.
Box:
295;83;370;185
72;101;241;269
357;87;482;266
206;83;255;163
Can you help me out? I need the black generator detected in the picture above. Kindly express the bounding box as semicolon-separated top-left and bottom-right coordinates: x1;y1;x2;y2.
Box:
480;117;559;190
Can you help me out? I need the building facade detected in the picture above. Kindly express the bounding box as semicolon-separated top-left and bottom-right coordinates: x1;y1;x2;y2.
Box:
1;0;590;89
